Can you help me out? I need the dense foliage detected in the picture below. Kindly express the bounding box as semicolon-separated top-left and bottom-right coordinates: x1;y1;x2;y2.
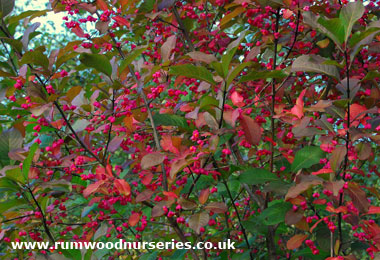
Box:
0;0;379;259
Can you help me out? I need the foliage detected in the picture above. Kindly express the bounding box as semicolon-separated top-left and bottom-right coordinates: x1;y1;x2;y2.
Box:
0;0;379;259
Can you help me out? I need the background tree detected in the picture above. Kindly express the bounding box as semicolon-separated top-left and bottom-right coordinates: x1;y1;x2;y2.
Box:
0;0;379;259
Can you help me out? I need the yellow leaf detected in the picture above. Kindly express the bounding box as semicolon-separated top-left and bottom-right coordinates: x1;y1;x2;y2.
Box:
317;38;330;48
220;7;244;28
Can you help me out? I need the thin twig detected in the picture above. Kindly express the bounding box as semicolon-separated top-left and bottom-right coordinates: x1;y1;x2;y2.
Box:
337;49;351;255
103;89;116;163
27;186;55;243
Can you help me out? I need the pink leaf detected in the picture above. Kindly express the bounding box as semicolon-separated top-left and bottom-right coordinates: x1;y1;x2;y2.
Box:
290;89;306;119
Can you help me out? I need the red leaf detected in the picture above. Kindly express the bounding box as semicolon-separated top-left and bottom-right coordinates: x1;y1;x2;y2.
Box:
78;3;97;13
169;153;193;181
83;181;102;198
239;115;261;145
347;182;370;213
140;171;153;185
204;202;228;214
285;178;323;200
285;209;303;225
286;234;308;250
187;51;217;64
97;0;108;11
128;212;140;227
151;201;174;217
245;46;260;61
95;165;113;179
290;89;306;119
188;212;209;234
313;199;326;205
136;189;154;203
223;109;239;127
366;206;380;215
312;168;333;175
114;179;131;196
324;180;345;196
199;188;210;205
326;205;348;214
107;135;124;152
231;91;245;107
161;135;181;154
178;198;197;210
330;146;347;172
310;218;323;232
113;16;130;28
141;152;165;170
350;103;367;122
160;35;176;62
356;142;372;160
163;191;178;199
283;9;294;19
71;25;86;38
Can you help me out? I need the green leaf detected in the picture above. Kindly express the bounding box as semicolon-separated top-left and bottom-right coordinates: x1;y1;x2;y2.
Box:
169;64;216;85
0;198;26;214
291;146;325;172
140;251;158;260
84;249;93;260
170;249;187;260
5;167;25;184
60;249;82;260
242;218;267;235
339;1;365;43
8;10;48;24
0;0;14;17
79;53;112;76
363;71;380;81
211;61;224;78
153;113;188;128
220;33;246;78
291;55;340;79
119;47;148;72
0;37;23;53
199;95;219;111
349;27;380;49
239;168;279;185
72;119;91;132
221;47;238;78
259;200;292;225
20;50;49;71
0;128;23;166
139;0;155;13
303;12;343;50
81;204;97;218
240;70;287;83
56;51;79;69
23;142;38;180
227;62;251;87
317;17;345;45
349;21;380;62
21;22;41;50
293;248;329;259
0;177;18;192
